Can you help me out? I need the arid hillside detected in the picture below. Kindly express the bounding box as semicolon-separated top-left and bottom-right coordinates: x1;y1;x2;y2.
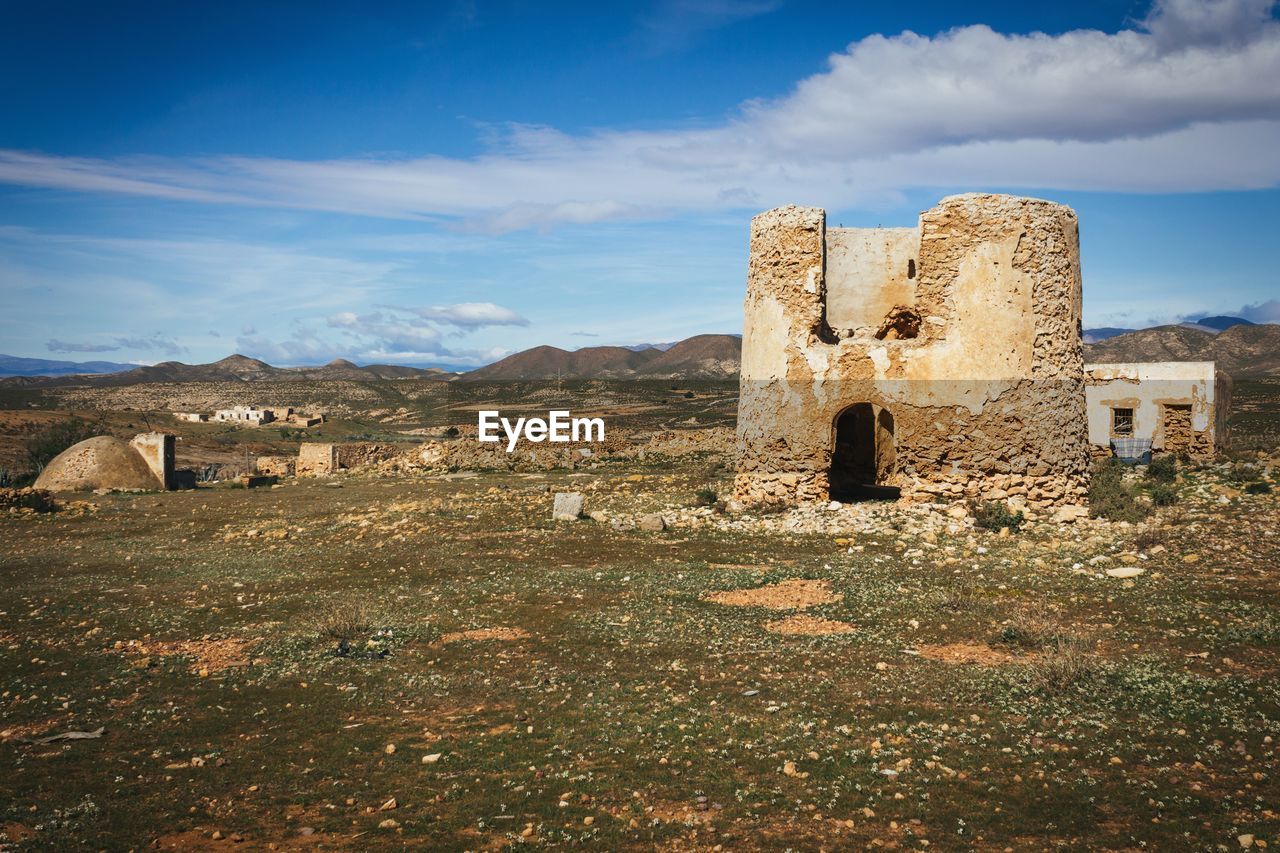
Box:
1084;323;1280;376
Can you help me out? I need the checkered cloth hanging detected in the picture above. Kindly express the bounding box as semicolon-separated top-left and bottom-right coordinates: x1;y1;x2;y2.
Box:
1110;437;1153;462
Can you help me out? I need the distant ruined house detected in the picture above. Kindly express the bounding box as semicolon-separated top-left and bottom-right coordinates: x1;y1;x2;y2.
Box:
733;194;1091;509
1084;361;1229;462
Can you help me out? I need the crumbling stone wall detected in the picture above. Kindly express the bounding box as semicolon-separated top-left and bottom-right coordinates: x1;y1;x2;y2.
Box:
255;455;295;478
336;443;403;469
296;443;338;476
733;194;1090;509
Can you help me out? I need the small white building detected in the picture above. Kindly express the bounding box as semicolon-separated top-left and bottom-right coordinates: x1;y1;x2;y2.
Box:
1083;361;1229;461
213;405;276;425
172;412;209;423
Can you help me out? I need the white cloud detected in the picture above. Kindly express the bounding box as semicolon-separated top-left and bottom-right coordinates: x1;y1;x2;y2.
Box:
1237;298;1280;322
410;302;529;328
0;0;1277;230
233;302;528;365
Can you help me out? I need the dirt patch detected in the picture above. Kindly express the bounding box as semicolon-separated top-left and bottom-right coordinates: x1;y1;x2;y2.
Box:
643;799;716;828
2;823;35;844
436;627;531;645
916;642;1023;665
704;579;839;611
117;637;260;673
764;615;856;636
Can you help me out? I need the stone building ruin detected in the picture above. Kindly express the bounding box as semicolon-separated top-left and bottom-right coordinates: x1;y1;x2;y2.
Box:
1084;361;1229;462
733;194;1091;509
35;432;176;492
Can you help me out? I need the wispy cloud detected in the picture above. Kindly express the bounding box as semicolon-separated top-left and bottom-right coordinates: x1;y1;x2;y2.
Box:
231;301;528;366
409;302;529;328
0;0;1276;231
47;339;119;353
634;0;783;54
46;333;185;355
1235;298;1280;322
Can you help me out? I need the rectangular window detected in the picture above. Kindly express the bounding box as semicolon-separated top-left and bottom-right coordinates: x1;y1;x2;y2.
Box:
1112;407;1134;436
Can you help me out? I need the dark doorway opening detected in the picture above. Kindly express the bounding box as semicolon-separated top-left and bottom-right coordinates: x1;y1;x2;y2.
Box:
829;403;899;502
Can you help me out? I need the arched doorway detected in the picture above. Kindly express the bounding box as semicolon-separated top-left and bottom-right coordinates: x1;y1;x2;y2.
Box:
829;403;898;501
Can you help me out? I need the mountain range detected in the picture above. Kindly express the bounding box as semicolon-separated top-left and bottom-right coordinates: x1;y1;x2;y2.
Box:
464;334;740;380
1083;315;1254;343
2;323;1277;386
0;354;139;378
1082;322;1279;376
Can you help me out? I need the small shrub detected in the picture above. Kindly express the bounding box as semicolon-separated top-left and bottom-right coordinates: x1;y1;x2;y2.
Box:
316;600;376;642
1132;526;1168;551
1027;635;1097;694
1245;480;1273;495
1145;455;1177;483
1089;459;1149;522
695;486;719;506
970;499;1024;533
997;603;1065;649
1149;483;1179;507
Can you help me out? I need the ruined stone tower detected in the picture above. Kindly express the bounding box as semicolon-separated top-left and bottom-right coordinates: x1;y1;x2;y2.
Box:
733;193;1090;509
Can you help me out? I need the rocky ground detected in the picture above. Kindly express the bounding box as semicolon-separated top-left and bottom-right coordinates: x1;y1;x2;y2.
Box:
1;434;1279;850
1;379;1278;850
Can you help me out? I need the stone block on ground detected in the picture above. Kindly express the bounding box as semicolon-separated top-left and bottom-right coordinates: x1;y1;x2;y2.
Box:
552;492;584;521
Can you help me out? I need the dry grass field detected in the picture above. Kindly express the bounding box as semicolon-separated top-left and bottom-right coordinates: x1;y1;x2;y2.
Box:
0;380;1277;850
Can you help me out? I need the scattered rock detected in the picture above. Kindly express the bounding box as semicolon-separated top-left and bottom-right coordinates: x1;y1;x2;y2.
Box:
1105;566;1145;578
552;492;584;521
638;513;666;532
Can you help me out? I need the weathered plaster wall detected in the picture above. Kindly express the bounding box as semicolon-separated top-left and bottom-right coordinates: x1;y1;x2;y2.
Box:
825;227;918;336
1083;362;1224;459
733;194;1089;509
129;432;175;490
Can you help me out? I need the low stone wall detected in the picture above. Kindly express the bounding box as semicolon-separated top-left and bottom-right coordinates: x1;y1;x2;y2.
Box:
255;455;295;478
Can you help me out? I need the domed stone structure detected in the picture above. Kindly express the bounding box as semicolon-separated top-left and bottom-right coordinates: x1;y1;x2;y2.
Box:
35;433;175;492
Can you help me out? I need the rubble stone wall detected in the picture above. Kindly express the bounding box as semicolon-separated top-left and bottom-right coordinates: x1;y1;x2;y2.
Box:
297;443;338;476
733;194;1090;509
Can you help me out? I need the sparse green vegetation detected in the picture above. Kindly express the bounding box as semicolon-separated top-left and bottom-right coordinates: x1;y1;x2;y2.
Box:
0;378;1277;849
1089;458;1150;522
970;499;1024;532
1145;453;1177;483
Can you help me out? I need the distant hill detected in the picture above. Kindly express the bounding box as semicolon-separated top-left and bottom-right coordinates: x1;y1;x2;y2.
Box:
1084;323;1280;376
0;353;456;387
1082;327;1136;343
1085;313;1254;340
0;354;137;378
461;334;741;380
1184;315;1254;332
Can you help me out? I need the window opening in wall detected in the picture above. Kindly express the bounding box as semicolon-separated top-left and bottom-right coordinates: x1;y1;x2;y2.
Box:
907;258;916;279
1112;407;1134;436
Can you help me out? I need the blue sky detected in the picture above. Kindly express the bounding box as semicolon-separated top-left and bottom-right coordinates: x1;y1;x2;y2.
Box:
1;0;1278;367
